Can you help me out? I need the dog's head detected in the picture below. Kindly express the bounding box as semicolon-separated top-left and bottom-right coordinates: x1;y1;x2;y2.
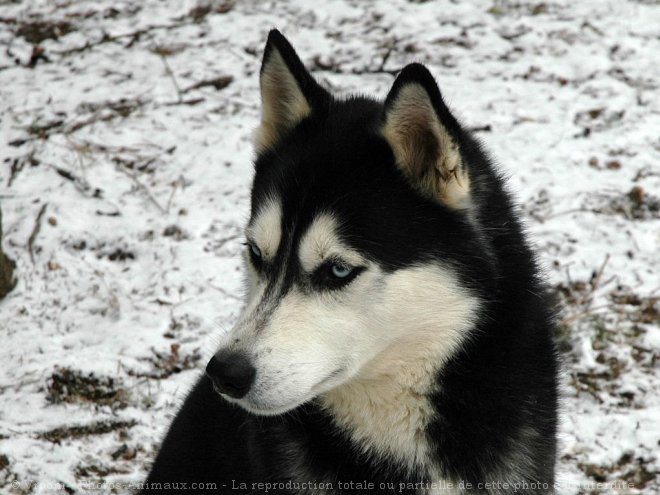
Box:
206;30;492;415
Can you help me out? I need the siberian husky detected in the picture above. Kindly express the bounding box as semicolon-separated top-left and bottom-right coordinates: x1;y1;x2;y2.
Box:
143;30;558;494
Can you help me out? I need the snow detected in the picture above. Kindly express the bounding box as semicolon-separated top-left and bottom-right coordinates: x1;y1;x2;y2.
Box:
0;0;658;493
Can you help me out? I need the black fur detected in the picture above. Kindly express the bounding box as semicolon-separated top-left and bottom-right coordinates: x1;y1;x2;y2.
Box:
142;30;558;494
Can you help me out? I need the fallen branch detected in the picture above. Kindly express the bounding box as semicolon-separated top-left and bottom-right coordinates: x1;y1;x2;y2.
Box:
0;205;17;299
51;22;192;57
182;75;233;93
157;51;183;103
577;254;611;307
10;97;149;146
166;175;186;213
27;203;47;264
115;164;166;214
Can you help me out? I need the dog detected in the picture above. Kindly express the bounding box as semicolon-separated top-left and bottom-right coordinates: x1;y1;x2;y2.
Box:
142;30;559;494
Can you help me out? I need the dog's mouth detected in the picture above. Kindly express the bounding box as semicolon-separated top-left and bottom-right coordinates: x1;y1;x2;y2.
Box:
225;395;308;417
310;367;346;393
210;380;227;397
211;367;348;416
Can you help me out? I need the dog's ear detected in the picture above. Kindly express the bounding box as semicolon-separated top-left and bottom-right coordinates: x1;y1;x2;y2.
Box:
256;30;329;152
382;64;470;210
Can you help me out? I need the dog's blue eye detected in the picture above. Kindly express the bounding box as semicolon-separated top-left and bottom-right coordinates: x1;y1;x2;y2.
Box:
312;261;363;289
331;264;353;278
250;244;262;258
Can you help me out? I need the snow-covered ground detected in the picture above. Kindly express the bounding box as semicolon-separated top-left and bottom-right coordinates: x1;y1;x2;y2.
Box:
0;0;658;493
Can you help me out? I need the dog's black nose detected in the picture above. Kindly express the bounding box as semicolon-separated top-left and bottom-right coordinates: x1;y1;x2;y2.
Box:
205;351;256;399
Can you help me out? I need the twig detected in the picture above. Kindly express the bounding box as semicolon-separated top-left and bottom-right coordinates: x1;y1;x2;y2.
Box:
52;165;94;196
377;43;395;72
559;303;617;325
80;257;121;317
312;41;400;76
158;53;183;104
12;98;149;146
166;175;185;213
570;254;611;311
213;233;243;251
27;203;47;263
0;204;17;299
182;76;233;94
531;208;588;224
51;22;191;57
588;254;610;297
7;156;25;187
355;39;398;75
114;165;166;214
353;66;399;76
207;283;242;301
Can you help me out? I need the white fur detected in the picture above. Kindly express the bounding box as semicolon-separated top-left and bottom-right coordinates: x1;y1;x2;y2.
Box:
319;266;479;472
245;197;282;261
223;269;378;415
297;212;365;272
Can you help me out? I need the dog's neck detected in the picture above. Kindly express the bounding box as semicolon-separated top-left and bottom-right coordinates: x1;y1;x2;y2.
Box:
319;332;464;472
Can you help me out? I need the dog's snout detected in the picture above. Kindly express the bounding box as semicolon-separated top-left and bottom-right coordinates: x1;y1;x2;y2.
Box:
206;351;256;399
